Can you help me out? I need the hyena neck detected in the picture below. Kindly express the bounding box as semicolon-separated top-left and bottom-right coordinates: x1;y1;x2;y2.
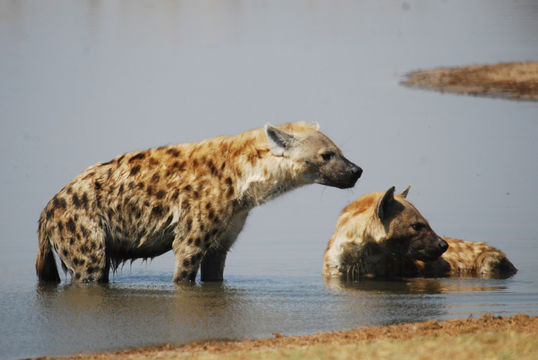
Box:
232;129;310;208
237;154;308;208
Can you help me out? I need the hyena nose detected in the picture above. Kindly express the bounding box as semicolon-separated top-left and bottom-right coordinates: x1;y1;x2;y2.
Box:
438;238;449;253
351;164;363;179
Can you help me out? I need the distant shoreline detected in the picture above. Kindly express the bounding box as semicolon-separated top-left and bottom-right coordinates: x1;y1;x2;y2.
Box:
402;62;538;101
39;313;538;359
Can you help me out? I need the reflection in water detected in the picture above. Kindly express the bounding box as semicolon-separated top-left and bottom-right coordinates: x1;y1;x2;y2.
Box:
323;277;507;294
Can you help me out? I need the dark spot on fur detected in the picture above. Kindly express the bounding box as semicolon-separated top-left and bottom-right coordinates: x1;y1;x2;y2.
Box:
208;160;217;175
146;186;153;196
66;186;73;194
130;165;141;176
107;208;114;220
118;184;124;195
69;238;75;245
221;162;226;170
205;202;212;210
193;191;200;199
57;221;64;232
151;173;160;183
166;148;181;157
193;159;198;167
183;259;190;266
73;258;80;265
117;155;125;164
62;249;68;257
156;190;166;199
227;187;235;197
66;218;76;233
187;238;193;245
82;193;89;209
204;233;210;243
75;273;81;280
116;204;122;212
95;194;102;208
90;255;99;264
200;224;205;231
214;216;220;224
53;196;67;210
152;204;164;217
87;266;96;274
80;225;89;238
184;185;191;192
181;201;190;211
128;181;135;190
186;218;193;231
100;159;114;166
72;193;81;208
208;210;215;220
149;157;159;167
94;181;102;190
137;182;145;190
171;189;180;200
194;238;201;247
225;177;233;186
46;209;53;219
129;152;146;162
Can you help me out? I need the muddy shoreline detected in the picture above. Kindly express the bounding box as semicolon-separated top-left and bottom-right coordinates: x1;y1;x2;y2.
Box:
402;62;538;101
37;313;538;359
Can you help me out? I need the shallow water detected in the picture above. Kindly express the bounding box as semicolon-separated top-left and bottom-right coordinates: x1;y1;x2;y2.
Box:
1;1;538;359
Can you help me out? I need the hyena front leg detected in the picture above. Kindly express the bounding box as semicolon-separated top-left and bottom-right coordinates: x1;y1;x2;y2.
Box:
172;231;208;283
200;247;228;282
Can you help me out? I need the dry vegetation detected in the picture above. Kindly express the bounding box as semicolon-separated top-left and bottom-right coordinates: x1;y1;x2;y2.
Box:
38;314;538;360
402;61;538;100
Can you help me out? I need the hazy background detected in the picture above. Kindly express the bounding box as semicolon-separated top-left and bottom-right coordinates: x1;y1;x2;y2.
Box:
0;1;537;358
2;0;537;281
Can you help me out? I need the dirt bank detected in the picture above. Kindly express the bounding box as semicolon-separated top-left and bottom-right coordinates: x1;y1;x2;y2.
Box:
402;62;538;101
38;313;538;360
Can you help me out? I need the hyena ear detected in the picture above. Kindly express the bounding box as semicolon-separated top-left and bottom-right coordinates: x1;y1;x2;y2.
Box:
376;186;396;221
400;185;411;198
264;124;296;156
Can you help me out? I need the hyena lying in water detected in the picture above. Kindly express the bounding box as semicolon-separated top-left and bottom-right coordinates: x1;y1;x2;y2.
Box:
323;186;516;280
37;122;362;283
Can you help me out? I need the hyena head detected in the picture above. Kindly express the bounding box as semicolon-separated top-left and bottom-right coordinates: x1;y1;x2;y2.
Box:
375;186;448;261
264;123;362;189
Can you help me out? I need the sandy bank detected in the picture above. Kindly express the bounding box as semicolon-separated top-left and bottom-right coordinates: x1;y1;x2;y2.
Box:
402;62;538;101
37;313;538;360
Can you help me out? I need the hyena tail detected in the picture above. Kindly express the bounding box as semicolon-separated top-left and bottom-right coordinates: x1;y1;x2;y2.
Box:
36;216;61;283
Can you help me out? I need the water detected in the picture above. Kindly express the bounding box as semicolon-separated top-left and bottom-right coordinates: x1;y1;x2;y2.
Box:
1;1;538;359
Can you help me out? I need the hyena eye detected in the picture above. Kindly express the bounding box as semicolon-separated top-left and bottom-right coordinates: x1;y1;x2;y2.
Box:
411;223;425;231
321;151;336;161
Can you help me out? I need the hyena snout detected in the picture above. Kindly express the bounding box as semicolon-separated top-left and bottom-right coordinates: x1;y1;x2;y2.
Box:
419;236;448;261
321;157;362;189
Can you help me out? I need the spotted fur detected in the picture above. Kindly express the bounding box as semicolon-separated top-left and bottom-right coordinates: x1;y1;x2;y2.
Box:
36;122;362;283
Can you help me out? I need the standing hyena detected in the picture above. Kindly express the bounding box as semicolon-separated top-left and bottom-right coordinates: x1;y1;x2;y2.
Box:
323;186;516;280
36;122;362;283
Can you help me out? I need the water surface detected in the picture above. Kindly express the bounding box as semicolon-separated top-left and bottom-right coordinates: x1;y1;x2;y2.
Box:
1;1;537;359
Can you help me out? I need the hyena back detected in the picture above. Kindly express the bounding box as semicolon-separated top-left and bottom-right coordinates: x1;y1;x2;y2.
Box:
37;122;362;283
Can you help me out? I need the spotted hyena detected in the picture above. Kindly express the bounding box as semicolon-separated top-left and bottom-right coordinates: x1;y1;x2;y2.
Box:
36;122;362;283
322;186;516;280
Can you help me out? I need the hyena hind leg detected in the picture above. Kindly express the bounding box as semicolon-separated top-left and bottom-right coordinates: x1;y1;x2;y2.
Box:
55;226;110;283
